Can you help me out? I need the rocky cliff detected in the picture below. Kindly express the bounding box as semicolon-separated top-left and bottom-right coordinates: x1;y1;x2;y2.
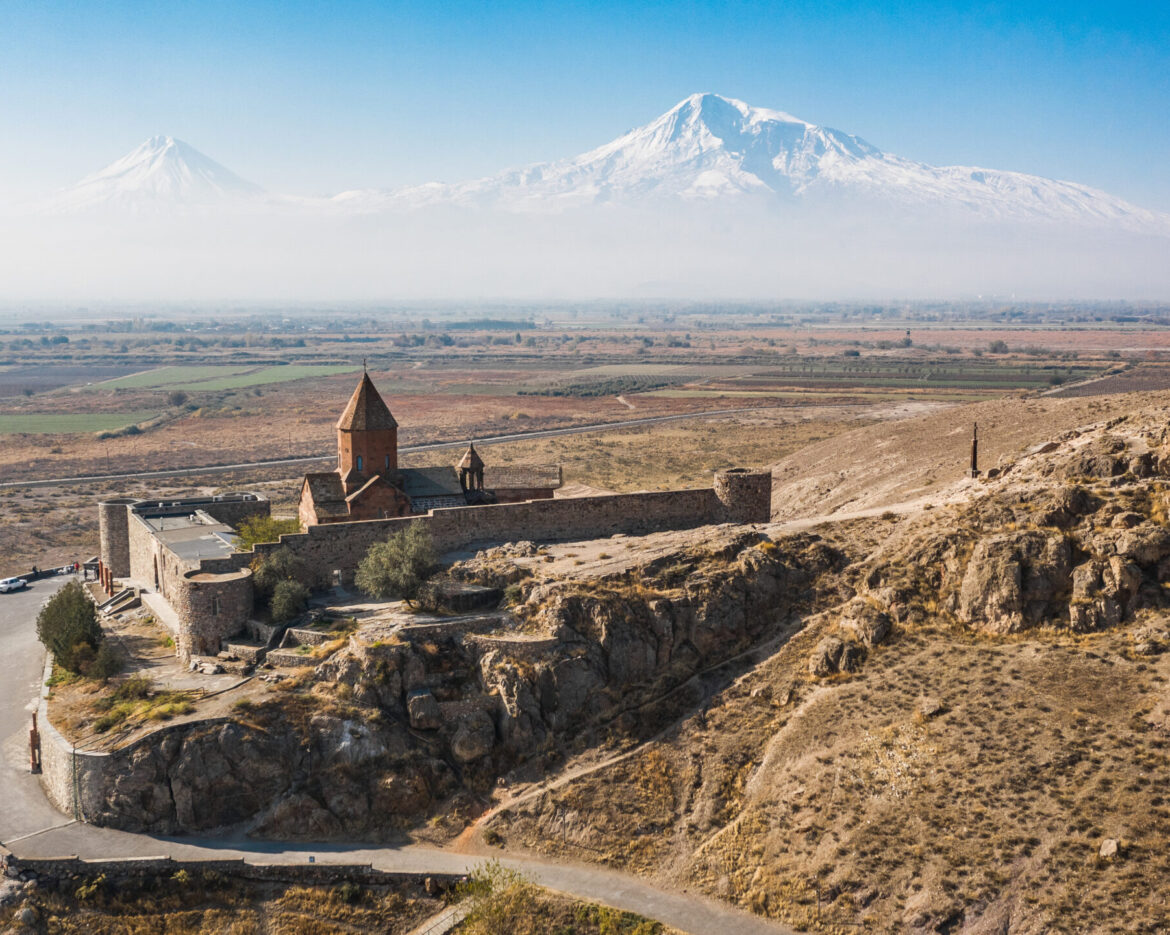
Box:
81;527;847;835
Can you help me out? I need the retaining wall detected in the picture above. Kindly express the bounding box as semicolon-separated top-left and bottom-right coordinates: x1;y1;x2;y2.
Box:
1;853;462;890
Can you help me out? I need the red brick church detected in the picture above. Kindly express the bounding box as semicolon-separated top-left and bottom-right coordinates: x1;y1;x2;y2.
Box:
298;372;562;526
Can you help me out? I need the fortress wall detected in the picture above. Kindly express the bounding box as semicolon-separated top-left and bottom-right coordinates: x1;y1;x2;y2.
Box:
237;486;724;586
714;468;774;524
126;513;161;586
35;655;113;822
147;470;772;657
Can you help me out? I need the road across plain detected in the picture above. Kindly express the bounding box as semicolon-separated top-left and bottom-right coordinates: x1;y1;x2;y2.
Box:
0;405;781;490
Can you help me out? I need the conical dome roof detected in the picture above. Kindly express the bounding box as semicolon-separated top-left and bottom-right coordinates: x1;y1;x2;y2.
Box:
337;373;397;431
457;442;484;470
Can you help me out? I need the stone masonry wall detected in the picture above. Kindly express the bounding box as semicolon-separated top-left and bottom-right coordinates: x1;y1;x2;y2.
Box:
203;486;728;586
97;499;135;577
172;570;254;659
131;470;771;661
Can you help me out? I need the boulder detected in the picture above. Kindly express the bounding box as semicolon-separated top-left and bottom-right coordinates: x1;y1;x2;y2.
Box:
808;637;863;677
407;690;442;730
809;637;844;677
1099;838;1120;860
451;710;496;762
839;599;892;648
1116;524;1170;566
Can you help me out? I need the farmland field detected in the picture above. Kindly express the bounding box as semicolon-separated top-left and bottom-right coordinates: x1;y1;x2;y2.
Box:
0;364;145;398
96;364;357;392
0;410;160;434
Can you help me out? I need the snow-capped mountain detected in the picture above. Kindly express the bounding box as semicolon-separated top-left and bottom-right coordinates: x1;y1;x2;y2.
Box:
37;96;1169;234
44;136;264;211
336;93;1167;231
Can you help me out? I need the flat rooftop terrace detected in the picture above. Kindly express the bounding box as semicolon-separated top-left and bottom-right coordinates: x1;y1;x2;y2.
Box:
141;510;239;563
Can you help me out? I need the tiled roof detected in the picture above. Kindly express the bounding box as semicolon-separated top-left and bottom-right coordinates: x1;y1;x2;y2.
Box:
400;466;464;498
337;373;398;432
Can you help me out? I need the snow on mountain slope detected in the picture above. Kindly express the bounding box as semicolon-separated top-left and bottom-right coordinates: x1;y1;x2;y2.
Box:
335;93;1168;231
37;96;1169;234
44;136;264;211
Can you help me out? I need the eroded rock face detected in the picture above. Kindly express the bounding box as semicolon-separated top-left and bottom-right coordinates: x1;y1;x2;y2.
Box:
957;532;1072;634
99;721;294;834
450;711;496;763
838;598;892;648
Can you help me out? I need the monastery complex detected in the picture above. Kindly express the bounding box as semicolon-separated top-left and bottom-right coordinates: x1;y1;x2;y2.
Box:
95;373;773;662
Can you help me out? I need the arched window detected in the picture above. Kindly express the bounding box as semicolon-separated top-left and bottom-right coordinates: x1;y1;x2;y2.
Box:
356;455;363;472
384;454;390;470
211;595;221;616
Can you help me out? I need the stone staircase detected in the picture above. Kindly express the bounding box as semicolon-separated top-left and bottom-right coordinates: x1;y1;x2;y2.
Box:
96;586;141;616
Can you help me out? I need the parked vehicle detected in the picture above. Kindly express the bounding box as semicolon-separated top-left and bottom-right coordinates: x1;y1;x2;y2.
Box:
0;576;29;593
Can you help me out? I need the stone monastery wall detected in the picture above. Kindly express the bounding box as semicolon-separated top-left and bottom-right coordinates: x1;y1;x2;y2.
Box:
202;479;764;586
100;471;771;661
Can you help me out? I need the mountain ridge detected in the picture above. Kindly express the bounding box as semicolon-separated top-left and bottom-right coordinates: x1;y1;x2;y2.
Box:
36;94;1170;234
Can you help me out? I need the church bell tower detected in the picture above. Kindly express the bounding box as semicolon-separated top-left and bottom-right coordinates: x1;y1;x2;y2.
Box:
336;371;398;493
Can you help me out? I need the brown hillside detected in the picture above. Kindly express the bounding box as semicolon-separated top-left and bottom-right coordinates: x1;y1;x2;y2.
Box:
768;390;1170;521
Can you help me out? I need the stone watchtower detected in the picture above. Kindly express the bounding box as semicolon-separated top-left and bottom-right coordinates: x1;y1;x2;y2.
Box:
337;372;399;494
713;468;773;524
97;497;138;577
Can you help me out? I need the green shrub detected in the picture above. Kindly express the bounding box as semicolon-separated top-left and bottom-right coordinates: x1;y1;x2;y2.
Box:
335;881;364;904
251;546;308;604
36;580;103;673
270;579;310;623
235;515;301;551
355;524;436;606
87;642;124;680
75;874;106;901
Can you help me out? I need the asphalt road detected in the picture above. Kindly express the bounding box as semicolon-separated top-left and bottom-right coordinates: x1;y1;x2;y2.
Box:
0;576;75;843
0;575;793;935
0;406;775;490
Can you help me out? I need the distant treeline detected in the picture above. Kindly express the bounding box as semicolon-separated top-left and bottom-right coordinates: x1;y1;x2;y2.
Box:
520;376;681;397
446;319;536;331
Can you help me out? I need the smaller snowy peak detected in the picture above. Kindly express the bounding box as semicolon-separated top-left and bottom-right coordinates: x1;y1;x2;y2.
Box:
45;136;264;212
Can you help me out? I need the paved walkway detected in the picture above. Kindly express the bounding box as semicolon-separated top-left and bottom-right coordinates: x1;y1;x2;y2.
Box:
0;574;791;935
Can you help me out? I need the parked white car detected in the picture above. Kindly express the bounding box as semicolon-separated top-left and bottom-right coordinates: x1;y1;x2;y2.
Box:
0;576;29;593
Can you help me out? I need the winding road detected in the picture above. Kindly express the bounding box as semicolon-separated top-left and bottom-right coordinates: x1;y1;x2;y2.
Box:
0;577;792;935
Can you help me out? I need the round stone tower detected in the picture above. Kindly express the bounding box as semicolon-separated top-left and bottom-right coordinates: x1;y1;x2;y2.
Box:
713;468;772;525
98;498;138;577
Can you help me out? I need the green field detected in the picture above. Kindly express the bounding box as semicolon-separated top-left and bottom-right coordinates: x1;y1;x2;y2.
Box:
97;364;357;392
0;411;160;434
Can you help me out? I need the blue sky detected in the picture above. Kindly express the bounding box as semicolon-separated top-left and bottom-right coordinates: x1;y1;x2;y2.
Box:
2;0;1168;208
